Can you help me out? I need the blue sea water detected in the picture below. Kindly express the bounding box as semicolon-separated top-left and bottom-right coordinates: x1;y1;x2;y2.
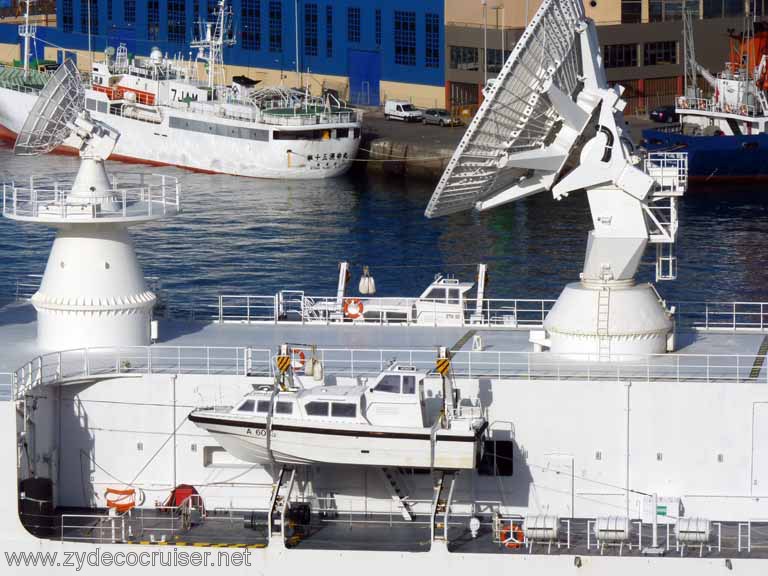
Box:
0;141;766;313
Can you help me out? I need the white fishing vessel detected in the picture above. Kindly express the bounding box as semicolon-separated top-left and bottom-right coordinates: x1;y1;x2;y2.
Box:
0;0;361;179
2;1;768;574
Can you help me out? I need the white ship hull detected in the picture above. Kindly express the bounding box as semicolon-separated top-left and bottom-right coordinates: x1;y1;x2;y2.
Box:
0;86;360;179
2;357;768;574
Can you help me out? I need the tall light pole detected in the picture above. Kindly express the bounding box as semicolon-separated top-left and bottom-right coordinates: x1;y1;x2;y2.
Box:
295;0;300;87
482;0;488;86
87;0;92;69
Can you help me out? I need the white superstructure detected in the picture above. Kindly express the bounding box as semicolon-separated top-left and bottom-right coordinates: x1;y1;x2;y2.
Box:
1;1;768;575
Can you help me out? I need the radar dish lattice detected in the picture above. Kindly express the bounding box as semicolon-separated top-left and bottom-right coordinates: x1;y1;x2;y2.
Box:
426;0;585;218
14;59;84;156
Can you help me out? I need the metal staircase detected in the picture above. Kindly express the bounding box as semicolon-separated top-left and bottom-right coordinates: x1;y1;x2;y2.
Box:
430;472;458;544
380;467;414;521
267;466;296;543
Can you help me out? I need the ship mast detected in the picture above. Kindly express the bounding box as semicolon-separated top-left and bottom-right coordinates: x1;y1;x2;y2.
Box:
191;0;236;92
19;0;36;82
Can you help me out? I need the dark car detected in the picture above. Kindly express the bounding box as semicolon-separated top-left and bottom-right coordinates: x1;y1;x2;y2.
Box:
650;105;679;123
422;108;462;127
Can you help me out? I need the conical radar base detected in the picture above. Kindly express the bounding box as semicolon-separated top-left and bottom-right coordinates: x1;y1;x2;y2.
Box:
31;224;155;350
540;281;673;361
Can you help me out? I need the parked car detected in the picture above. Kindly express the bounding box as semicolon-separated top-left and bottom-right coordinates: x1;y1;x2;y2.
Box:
649;105;679;123
422;108;462;127
384;100;423;122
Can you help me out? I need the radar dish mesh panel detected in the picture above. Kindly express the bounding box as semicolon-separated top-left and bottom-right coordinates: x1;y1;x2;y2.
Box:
425;0;585;218
14;59;84;156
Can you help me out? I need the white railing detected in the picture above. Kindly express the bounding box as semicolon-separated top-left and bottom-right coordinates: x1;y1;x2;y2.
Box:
285;347;768;385
644;151;687;195
215;294;555;327
677;96;758;117
12;344;767;401
13;346;273;399
213;294;768;333
2;174;181;221
675;301;768;332
166;98;361;127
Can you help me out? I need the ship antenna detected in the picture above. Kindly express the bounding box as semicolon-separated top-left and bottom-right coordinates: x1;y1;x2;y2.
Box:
4;60;182;349
425;0;688;362
19;0;36;82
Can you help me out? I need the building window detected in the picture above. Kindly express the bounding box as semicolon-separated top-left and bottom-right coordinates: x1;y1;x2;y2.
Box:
394;11;416;66
650;0;699;22
147;0;159;40
62;0;73;32
326;5;333;57
242;0;260;50
621;0;641;23
304;3;318;56
168;0;186;44
603;43;638;68
80;0;98;34
347;6;360;43
487;48;511;74
107;0;112;21
703;0;745;18
375;8;381;47
124;0;136;24
425;13;439;68
269;0;282;52
450;46;479;71
644;41;677;65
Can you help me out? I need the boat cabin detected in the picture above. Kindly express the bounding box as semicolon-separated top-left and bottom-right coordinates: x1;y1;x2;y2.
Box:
235;364;427;428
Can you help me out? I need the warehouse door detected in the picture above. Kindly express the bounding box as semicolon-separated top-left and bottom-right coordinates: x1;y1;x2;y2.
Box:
348;50;380;106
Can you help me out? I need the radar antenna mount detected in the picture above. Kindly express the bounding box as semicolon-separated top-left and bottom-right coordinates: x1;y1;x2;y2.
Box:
3;60;181;350
425;0;686;361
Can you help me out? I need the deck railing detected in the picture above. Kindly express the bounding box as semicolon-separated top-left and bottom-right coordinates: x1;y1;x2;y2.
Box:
12;344;767;401
212;293;768;333
13;346;274;399
2;174;181;221
677;96;758;117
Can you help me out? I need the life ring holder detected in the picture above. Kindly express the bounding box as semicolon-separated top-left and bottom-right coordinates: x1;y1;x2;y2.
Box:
500;523;524;549
291;349;306;372
343;298;364;320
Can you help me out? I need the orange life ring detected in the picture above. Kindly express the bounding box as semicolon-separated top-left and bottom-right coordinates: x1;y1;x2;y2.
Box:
291;349;306;372
343;298;364;319
500;523;524;549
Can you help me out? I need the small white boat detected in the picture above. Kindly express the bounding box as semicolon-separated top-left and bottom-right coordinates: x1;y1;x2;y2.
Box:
189;364;487;470
307;274;478;326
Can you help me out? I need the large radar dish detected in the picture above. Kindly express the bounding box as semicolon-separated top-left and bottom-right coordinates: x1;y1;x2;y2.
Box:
14;59;84;156
426;0;591;218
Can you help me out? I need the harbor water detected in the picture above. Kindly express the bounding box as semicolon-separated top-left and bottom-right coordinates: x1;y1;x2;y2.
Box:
0;142;766;315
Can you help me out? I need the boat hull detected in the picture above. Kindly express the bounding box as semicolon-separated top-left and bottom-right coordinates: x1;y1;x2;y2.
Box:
189;412;479;470
643;128;768;182
0;85;360;179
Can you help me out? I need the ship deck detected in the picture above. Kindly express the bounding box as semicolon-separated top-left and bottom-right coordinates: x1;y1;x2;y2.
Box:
1;301;767;396
31;507;768;559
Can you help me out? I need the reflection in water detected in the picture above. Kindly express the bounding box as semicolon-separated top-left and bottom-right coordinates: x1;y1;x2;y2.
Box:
0;143;765;313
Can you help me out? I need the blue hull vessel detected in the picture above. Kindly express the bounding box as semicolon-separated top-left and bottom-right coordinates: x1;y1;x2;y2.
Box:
643;129;768;182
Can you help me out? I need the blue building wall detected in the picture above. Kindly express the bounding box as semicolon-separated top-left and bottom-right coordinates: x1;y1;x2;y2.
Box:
36;0;444;87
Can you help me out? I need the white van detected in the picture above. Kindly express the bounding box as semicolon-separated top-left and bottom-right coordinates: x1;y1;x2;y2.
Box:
384;100;423;122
